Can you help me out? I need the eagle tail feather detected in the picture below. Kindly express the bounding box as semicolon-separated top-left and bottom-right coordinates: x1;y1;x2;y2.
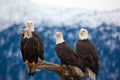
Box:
86;67;96;80
26;64;36;76
30;65;36;76
26;65;31;76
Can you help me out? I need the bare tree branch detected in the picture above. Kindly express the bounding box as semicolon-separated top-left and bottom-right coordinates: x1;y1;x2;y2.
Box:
36;59;88;80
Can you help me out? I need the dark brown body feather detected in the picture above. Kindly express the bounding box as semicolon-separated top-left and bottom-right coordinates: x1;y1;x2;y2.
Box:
76;39;99;74
20;37;39;63
55;42;85;71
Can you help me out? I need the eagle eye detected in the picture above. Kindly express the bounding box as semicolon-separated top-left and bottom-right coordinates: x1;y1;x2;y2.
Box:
82;30;85;32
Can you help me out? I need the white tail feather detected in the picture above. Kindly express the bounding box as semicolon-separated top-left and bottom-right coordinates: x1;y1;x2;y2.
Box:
26;65;30;75
31;66;36;76
86;68;96;80
73;66;84;77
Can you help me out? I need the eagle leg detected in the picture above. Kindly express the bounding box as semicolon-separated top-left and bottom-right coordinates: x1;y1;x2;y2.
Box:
31;61;37;66
24;60;29;65
30;61;37;76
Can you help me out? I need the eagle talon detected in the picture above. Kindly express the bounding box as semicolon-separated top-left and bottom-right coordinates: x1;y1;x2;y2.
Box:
56;65;61;69
24;60;29;65
31;61;36;66
62;65;66;67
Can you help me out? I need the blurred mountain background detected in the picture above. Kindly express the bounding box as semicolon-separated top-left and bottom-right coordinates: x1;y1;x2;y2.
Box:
0;0;120;80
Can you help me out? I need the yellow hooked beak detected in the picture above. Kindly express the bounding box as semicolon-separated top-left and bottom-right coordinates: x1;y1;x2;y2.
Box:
55;33;60;37
80;31;83;35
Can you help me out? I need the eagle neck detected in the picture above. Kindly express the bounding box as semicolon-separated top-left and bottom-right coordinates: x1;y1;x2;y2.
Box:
79;34;88;40
56;37;64;44
26;26;35;32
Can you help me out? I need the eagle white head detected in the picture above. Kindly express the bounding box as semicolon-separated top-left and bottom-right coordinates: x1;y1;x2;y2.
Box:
55;32;65;44
26;21;35;32
79;28;89;40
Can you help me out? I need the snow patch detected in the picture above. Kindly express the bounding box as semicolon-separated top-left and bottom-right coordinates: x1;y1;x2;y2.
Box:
0;38;5;46
105;40;117;52
0;0;120;32
18;69;25;80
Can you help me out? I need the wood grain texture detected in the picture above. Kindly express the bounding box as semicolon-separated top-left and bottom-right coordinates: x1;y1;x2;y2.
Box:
35;59;88;80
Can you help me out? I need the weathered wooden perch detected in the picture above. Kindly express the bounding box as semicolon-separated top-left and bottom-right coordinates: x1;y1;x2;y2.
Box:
36;59;88;80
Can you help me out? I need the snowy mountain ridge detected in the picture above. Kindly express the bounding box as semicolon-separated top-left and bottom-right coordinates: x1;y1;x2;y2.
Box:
0;0;120;31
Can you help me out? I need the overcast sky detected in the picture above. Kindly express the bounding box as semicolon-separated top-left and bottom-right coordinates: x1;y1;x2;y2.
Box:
31;0;120;11
0;0;120;31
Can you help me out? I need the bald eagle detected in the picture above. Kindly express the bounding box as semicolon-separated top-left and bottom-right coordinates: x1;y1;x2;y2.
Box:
76;28;99;80
20;28;38;76
55;32;85;71
20;21;44;76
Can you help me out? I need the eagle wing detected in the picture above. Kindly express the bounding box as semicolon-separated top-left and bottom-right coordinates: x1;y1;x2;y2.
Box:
32;32;44;60
20;37;27;62
55;42;84;71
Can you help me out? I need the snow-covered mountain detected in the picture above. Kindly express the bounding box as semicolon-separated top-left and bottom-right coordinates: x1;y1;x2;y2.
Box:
0;23;120;80
0;0;120;31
